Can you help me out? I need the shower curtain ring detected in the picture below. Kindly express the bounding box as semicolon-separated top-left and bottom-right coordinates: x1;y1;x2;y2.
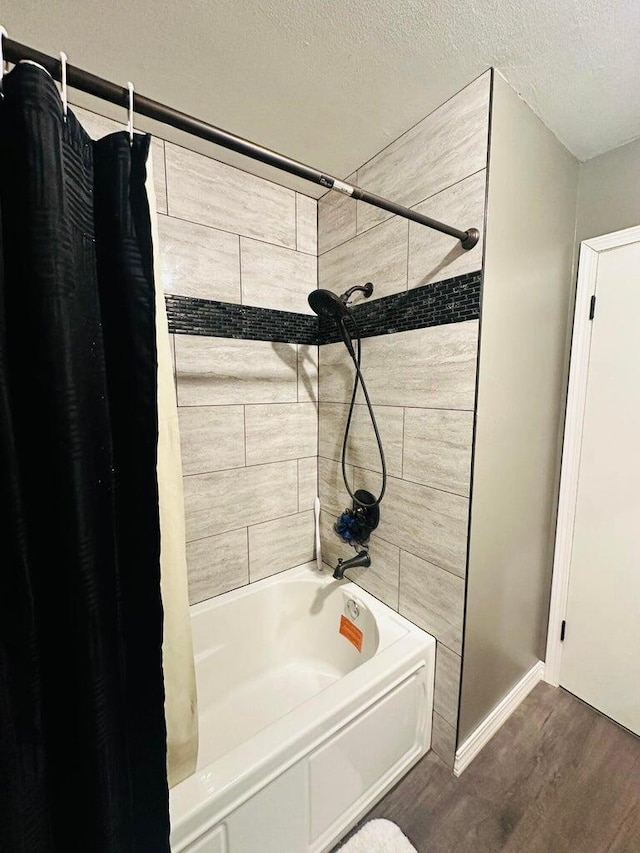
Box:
60;52;68;120
0;27;8;98
127;81;134;146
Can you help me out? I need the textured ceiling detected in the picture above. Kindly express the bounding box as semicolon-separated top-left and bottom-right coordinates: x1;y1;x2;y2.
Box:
4;1;640;197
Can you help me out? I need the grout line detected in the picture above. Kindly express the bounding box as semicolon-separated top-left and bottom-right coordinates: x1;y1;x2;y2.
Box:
400;407;406;479
354;169;358;236
348;461;469;500
319;167;486;253
246;508;310;531
154;210;315;256
187;506;307;550
315;400;475;413
159;207;302;255
157;207;316;258
175;396;300;409
162;136;318;202
242;405;247;466
163;140;169;215
351;72;489;181
182;457;298;478
319;401;473;416
319;507;464;582
239;237;244;305
168;332;176;393
245;526;251;584
235;234;242;302
405;216;410;291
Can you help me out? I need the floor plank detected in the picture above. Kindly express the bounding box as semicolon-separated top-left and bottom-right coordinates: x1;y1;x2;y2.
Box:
334;683;640;852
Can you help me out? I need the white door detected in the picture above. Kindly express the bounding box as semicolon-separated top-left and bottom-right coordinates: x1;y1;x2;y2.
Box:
560;236;640;735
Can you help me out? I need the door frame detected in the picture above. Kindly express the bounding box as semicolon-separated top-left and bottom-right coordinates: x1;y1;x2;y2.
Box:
544;224;640;687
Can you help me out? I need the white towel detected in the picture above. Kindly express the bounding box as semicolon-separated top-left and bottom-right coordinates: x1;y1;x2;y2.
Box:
338;819;418;853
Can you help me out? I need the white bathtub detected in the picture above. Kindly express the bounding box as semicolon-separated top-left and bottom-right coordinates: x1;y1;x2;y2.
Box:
170;562;435;853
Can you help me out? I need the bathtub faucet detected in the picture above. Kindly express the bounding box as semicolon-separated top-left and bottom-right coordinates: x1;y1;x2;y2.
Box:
333;550;371;579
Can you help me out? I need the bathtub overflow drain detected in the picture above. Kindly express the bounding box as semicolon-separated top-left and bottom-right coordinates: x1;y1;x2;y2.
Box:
346;599;360;620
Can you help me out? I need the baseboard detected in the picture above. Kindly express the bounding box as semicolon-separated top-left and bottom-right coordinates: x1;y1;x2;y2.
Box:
453;660;545;777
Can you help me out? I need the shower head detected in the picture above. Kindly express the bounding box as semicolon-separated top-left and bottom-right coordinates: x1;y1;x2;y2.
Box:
307;289;351;320
307;283;374;319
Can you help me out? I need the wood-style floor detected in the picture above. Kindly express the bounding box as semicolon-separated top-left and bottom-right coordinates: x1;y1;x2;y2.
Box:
336;683;640;852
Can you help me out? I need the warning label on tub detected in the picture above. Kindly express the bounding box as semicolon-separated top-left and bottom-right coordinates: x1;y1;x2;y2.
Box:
339;615;363;652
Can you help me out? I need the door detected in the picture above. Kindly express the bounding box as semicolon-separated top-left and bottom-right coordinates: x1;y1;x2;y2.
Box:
560;236;640;735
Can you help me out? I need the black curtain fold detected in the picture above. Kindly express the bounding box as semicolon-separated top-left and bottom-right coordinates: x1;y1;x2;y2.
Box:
0;62;169;852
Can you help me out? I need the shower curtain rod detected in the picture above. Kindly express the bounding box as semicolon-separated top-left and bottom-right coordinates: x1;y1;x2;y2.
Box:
3;37;479;250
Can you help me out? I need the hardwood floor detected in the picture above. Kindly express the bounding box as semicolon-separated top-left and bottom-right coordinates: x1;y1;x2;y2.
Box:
336;683;640;852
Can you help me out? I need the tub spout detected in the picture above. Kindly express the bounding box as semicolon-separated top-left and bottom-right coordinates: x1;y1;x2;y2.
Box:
333;550;371;579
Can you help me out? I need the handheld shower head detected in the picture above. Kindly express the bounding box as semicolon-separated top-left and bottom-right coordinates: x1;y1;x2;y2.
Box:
308;288;357;360
307;283;386;512
307;282;374;319
307;288;351;320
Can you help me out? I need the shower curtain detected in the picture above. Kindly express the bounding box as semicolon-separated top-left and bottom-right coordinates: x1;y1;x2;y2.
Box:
0;61;179;851
146;142;199;790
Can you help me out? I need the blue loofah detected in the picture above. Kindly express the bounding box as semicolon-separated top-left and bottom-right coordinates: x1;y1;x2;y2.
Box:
334;509;370;546
334;511;358;545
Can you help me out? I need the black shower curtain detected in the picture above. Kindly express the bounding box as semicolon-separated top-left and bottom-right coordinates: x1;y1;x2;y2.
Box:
0;63;169;852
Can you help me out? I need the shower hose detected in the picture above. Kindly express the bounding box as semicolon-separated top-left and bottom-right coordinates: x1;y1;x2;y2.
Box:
338;314;387;509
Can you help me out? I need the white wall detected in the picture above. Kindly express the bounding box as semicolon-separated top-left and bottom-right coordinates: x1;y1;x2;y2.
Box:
576;137;640;243
459;73;579;742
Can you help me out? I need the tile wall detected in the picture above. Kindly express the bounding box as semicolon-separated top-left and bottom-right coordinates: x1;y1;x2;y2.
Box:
74;106;319;606
316;71;491;766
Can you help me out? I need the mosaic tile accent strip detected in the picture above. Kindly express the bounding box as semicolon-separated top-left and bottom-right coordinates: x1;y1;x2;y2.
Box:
317;270;482;344
166;294;318;344
165;270;481;344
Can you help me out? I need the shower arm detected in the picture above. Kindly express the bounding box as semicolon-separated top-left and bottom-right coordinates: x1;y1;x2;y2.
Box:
341;282;374;304
2;36;479;251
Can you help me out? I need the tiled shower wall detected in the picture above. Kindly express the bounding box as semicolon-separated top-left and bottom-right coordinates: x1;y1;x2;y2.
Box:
163;150;319;604
79;70;490;769
317;72;491;766
75;106;319;605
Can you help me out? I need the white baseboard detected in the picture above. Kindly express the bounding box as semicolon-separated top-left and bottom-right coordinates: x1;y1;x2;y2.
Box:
453;660;545;777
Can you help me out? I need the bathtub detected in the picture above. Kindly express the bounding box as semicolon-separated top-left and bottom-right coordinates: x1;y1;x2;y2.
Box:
170;562;435;853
